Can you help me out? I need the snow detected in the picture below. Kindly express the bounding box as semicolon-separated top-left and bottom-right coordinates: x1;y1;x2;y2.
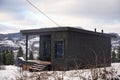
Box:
0;65;19;80
29;37;39;50
34;43;39;48
0;63;120;80
0;40;18;47
112;63;120;75
0;36;39;57
18;57;25;61
29;37;39;42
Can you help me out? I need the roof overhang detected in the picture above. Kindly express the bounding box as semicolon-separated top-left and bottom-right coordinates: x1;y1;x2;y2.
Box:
20;27;111;37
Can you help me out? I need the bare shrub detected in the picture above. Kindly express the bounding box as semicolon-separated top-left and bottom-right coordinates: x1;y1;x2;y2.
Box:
14;49;120;80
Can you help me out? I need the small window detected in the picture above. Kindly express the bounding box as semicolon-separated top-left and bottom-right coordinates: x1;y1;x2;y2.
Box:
55;41;64;58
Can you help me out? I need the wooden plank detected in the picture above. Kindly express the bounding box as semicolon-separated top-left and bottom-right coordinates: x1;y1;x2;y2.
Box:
28;60;51;65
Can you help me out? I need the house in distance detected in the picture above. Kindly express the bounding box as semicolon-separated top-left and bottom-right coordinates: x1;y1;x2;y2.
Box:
20;27;111;70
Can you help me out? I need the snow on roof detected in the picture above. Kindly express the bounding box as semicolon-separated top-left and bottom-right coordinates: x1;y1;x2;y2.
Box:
33;43;39;48
18;57;25;61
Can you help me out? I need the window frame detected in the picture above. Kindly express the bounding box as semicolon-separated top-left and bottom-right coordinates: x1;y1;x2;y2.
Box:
54;40;64;59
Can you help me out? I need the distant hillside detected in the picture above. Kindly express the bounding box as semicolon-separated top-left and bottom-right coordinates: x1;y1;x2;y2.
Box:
0;33;25;41
109;33;120;50
0;32;39;52
0;32;120;53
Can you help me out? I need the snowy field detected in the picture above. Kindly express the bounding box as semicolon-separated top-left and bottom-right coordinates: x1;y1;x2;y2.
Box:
0;63;120;80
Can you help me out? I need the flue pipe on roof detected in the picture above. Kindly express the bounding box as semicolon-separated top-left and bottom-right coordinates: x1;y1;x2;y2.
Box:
94;28;96;32
101;30;104;33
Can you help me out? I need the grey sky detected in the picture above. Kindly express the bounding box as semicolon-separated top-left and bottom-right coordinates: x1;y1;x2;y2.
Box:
0;0;120;34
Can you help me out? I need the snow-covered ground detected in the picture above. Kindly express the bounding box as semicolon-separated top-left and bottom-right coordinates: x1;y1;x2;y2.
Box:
0;63;120;80
0;40;18;47
0;65;19;80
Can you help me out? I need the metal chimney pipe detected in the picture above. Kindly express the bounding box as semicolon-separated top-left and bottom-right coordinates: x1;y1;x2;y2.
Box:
95;28;96;32
101;30;103;33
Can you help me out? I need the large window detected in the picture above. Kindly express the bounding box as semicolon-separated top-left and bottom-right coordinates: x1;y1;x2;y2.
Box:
43;40;51;61
55;41;64;58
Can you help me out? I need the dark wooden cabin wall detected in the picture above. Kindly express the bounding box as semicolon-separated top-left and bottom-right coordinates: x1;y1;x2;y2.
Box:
67;31;111;69
50;31;68;70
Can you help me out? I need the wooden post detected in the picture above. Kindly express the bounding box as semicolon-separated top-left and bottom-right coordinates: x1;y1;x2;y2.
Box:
39;35;41;60
26;35;28;61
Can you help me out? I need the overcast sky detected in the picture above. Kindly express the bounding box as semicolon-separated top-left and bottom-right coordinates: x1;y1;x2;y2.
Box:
0;0;120;34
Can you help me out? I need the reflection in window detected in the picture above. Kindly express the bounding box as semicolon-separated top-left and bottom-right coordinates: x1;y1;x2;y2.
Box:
43;40;51;61
55;41;64;58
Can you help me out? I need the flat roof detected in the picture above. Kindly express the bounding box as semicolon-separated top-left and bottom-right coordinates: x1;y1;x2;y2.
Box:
20;27;111;37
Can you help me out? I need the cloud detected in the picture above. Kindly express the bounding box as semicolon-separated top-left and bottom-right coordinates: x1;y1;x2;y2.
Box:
32;0;120;19
0;24;13;30
28;0;120;26
0;0;24;22
0;0;120;34
0;24;19;34
68;0;120;21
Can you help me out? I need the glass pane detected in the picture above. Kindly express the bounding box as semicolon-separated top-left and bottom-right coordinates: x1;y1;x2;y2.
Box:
43;40;51;61
55;41;64;58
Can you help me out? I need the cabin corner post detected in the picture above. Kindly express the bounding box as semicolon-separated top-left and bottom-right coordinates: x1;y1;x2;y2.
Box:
26;35;28;61
39;34;41;60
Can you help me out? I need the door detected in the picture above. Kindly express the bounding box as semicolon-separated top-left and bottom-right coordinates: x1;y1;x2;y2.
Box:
40;35;51;61
43;40;51;61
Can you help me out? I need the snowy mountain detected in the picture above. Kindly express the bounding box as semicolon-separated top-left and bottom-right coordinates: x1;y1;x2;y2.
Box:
110;33;120;50
0;33;39;59
0;32;120;54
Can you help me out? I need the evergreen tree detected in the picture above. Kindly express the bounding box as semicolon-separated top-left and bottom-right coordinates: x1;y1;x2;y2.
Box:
17;47;23;58
0;52;3;65
0;50;14;65
6;50;14;65
117;46;120;62
111;50;117;62
2;50;7;65
29;51;34;60
10;50;14;64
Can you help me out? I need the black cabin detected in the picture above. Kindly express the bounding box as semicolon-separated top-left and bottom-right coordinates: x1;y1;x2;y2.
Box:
20;27;111;70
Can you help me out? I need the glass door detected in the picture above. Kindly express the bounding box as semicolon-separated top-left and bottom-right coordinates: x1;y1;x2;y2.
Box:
43;40;51;61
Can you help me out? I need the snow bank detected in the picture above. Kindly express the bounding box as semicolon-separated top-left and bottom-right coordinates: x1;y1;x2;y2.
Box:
0;63;120;80
0;65;19;80
112;63;120;75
